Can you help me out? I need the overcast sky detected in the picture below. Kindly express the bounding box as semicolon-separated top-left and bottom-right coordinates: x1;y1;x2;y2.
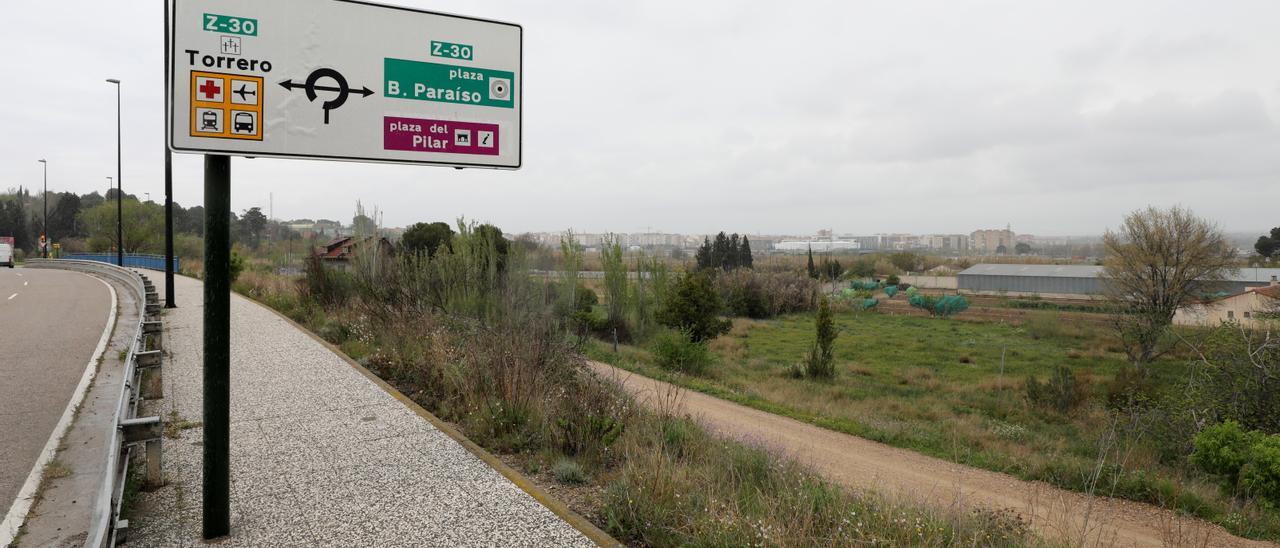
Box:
2;1;1278;237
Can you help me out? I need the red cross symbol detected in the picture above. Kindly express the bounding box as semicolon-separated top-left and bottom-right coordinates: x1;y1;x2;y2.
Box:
198;78;222;100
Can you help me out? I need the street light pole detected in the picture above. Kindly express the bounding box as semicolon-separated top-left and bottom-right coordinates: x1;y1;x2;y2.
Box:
107;78;122;266
106;176;114;255
38;159;47;258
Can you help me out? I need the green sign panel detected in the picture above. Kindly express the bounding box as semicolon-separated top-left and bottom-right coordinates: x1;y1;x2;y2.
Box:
384;58;514;109
203;13;258;36
431;40;474;60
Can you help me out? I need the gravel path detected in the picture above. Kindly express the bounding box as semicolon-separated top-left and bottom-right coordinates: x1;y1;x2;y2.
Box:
589;361;1277;548
129;275;594;547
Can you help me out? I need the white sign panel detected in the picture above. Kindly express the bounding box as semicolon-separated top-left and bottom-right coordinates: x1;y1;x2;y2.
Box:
167;0;522;169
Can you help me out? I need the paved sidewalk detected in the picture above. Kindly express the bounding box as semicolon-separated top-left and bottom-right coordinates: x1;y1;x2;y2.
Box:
131;275;594;547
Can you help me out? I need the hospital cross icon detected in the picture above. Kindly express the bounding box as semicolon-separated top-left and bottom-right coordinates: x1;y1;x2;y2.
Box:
197;78;223;101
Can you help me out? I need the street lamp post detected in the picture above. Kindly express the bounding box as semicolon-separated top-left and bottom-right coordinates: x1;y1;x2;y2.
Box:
37;159;47;258
106;78;122;266
106;177;114;252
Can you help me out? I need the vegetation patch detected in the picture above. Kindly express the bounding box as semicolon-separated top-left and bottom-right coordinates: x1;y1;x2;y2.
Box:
231;227;1036;546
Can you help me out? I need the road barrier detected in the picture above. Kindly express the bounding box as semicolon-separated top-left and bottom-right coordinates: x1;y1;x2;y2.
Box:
64;253;181;273
24;259;165;547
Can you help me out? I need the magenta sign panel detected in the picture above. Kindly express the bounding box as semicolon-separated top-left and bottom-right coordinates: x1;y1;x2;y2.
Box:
383;116;500;156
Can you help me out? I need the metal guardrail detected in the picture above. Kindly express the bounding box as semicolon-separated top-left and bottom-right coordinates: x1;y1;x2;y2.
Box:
63;253;181;273
24;259;164;547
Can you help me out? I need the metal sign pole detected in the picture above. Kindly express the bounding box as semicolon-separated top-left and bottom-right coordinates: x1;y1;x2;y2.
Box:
202;154;231;539
164;0;176;308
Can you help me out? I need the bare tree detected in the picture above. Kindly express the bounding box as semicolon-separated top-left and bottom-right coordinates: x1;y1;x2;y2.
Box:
1103;206;1236;366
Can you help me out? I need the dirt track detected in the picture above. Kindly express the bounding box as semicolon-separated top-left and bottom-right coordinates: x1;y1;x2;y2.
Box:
589;361;1276;548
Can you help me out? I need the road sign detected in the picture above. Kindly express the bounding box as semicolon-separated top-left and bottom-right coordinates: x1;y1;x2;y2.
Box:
167;0;522;169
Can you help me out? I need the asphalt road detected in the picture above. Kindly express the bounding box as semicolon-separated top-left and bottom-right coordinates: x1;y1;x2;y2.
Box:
0;267;112;521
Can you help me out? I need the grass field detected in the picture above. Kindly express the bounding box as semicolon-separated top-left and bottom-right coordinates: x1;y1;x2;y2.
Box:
588;309;1280;541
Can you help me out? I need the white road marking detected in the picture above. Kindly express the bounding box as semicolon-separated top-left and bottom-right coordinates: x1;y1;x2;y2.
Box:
7;293;15;300
14;273;22;277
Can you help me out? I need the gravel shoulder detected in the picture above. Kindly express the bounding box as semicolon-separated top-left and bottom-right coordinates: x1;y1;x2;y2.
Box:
128;274;595;547
589;360;1277;548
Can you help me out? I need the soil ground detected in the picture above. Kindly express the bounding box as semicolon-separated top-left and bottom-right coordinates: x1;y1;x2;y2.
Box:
588;361;1277;548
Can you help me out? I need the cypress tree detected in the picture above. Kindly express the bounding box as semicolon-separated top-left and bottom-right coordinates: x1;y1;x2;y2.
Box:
741;236;753;269
711;232;730;270
728;233;741;269
695;237;713;270
807;244;818;279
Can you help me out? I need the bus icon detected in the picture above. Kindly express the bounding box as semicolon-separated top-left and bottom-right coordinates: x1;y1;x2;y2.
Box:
233;112;256;133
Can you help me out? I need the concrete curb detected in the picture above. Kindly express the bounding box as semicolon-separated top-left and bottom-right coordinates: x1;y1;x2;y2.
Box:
237;291;621;547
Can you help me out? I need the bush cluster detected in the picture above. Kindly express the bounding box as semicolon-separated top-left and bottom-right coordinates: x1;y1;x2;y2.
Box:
659;270;730;342
1025;366;1086;414
1191;421;1280;508
649;329;715;376
715;268;817;319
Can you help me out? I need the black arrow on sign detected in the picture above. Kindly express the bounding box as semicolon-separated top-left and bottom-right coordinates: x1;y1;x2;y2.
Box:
278;68;373;125
278;80;374;96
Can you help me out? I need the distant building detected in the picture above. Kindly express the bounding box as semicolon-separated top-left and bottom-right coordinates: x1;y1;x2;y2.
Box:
958;264;1280;298
315;235;394;270
926;234;970;252
773;240;861;253
1176;282;1279;329
971;229;1016;255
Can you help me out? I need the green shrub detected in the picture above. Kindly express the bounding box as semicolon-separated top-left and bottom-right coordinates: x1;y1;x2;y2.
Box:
795;297;836;379
1104;365;1159;410
301;255;353;305
553;458;588;485
1241;435;1280;509
884;273;900;286
229;250;245;283
650;329;714;376
717;268;816;319
657;270;730;342
1025;366;1086;414
1191;421;1263;489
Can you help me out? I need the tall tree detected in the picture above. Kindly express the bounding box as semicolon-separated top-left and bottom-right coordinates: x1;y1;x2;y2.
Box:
727;233;741;269
401;221;455;257
740;236;753;269
240;207;268;249
181;205;206;236
47;192;82;240
711;232;730;270
1255;227;1280;259
1;188;32;252
695;237;712;270
78;198;165;253
807;244;818;279
1103;206;1236;366
601;234;628;334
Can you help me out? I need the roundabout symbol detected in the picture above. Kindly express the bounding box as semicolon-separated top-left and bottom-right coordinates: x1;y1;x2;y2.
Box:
279;68;373;125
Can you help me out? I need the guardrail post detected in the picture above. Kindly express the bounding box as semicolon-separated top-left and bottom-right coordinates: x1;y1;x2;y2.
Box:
120;416;164;489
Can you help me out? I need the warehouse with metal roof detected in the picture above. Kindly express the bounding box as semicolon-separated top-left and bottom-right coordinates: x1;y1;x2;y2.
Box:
957;264;1280;298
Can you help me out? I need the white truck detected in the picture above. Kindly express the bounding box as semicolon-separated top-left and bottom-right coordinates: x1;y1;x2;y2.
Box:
0;236;14;268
